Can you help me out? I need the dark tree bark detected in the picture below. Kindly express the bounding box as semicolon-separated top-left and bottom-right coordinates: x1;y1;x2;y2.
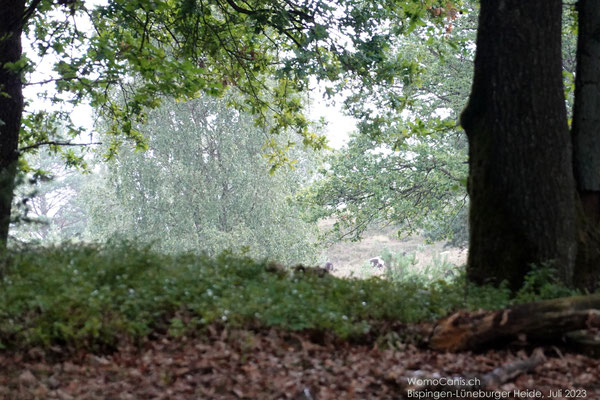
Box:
571;0;600;290
460;0;577;290
0;0;26;245
572;0;600;217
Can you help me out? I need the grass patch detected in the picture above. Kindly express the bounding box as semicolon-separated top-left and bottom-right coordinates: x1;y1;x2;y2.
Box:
0;242;577;352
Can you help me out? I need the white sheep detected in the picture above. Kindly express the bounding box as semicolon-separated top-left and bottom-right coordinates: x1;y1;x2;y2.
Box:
369;257;385;268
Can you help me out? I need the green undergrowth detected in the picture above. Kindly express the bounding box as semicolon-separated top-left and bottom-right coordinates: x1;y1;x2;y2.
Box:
0;242;578;352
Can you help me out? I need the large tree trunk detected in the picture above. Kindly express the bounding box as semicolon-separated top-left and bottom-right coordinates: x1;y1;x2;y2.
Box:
460;0;577;290
572;0;600;291
572;0;600;215
0;0;25;245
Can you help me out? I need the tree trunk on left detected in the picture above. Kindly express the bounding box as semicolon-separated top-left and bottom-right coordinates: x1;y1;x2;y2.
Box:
0;0;26;245
460;0;577;290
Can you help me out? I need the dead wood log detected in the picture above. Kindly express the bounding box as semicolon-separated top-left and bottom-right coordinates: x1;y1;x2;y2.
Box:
430;294;600;352
565;329;600;357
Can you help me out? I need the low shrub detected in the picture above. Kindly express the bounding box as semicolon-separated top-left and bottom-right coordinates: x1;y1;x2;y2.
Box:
0;242;578;352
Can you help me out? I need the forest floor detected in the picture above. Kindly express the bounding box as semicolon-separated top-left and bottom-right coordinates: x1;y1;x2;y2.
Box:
1;325;599;400
2;235;597;399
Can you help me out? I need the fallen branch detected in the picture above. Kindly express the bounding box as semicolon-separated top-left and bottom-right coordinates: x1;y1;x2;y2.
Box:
400;348;545;394
479;348;545;387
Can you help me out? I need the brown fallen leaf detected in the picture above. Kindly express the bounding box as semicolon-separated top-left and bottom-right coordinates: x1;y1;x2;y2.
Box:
18;370;37;386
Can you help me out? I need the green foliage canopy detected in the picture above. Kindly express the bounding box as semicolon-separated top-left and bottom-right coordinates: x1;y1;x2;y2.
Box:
299;9;474;243
18;0;465;163
84;94;319;264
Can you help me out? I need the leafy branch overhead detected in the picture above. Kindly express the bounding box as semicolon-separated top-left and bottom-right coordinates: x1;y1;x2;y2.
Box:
17;0;463;165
